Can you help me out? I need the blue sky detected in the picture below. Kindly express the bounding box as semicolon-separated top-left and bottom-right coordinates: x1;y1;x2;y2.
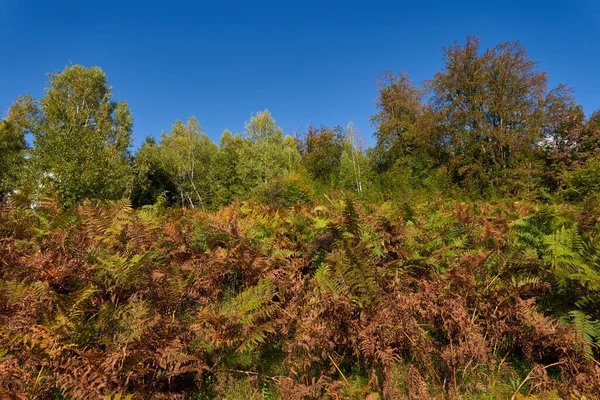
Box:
1;0;599;149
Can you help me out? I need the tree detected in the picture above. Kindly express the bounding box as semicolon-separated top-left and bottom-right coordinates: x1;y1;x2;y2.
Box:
542;83;600;189
370;72;428;171
428;36;550;190
245;109;283;144
561;154;600;201
20;65;133;206
242;110;301;186
296;124;345;188
130;136;178;207
0;121;25;201
159;117;218;209
339;123;372;197
213;130;251;205
234;110;305;205
0;95;36;200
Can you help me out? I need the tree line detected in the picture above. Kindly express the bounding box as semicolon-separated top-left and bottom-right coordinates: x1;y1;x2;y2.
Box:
2;35;599;208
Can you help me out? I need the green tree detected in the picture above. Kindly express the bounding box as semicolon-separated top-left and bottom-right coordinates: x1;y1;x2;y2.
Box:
296;124;345;189
242;110;301;186
370;72;429;171
236;110;304;205
130;136;178;207
562;155;600;201
428;36;551;192
0;96;35;200
0;120;25;201
245;109;283;144
158;117;218;209
370;72;444;197
20;65;133;206
214;130;252;205
542;83;600;190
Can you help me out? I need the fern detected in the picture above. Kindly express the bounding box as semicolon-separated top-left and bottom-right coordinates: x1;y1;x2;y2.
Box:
566;310;599;359
45;285;97;346
79;198;133;247
113;299;156;345
95;251;149;293
314;263;344;296
325;247;380;310
509;275;548;293
543;226;588;275
511;206;571;254
343;199;360;235
0;279;27;303
198;278;278;353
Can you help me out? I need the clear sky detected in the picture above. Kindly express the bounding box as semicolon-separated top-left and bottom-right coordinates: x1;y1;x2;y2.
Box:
1;0;599;149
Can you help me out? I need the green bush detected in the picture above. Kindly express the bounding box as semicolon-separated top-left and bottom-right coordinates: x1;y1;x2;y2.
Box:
562;155;600;201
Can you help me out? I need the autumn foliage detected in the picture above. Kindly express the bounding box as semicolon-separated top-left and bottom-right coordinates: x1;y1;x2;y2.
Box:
2;193;600;399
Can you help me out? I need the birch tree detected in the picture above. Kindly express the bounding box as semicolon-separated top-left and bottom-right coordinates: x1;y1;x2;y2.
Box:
19;65;133;206
243;110;301;186
339;123;370;195
159;117;217;209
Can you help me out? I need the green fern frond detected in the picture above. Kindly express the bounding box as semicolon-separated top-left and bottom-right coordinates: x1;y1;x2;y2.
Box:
314;263;343;296
52;284;97;321
566;310;599;359
113;299;155;345
0;279;27;301
96;251;149;292
326;248;380;309
270;247;297;261
221;278;276;325
542;226;596;290
80;198;134;246
509;275;548;292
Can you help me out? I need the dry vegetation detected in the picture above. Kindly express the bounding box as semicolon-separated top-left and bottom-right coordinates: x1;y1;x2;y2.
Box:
2;193;600;399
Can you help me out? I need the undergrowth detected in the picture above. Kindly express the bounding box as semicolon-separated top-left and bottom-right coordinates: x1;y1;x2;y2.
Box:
1;195;599;399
